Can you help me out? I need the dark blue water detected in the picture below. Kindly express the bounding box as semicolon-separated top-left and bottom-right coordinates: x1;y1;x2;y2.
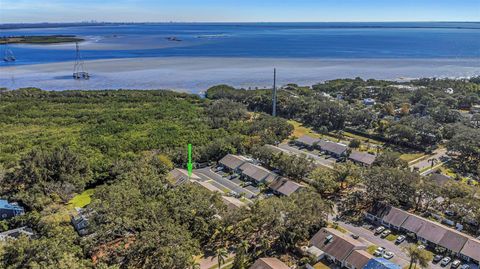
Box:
1;22;480;66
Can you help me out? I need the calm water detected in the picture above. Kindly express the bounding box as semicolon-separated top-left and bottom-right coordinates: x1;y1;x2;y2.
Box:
1;22;480;66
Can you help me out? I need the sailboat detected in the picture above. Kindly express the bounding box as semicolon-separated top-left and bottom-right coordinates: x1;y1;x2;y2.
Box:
3;42;16;62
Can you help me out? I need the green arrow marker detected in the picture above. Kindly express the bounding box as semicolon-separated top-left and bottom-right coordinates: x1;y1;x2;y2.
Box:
187;144;193;177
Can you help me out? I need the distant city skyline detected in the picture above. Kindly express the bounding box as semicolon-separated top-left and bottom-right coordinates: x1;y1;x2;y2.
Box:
1;0;479;23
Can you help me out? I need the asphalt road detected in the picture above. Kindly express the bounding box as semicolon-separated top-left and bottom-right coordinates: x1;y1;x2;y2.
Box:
410;148;448;173
194;167;258;199
277;143;335;169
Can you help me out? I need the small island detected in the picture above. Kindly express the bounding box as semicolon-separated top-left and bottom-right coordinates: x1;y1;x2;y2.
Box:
0;35;84;44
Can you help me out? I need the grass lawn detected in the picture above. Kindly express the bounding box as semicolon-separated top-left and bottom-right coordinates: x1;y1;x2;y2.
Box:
440;167;479;186
287;120;339;142
367;245;378;255
334;225;348;233
68;189;95;209
386;234;397;241
400;153;426;163
313;261;331;269
288;120;321;139
440;167;457;178
328;222;348;233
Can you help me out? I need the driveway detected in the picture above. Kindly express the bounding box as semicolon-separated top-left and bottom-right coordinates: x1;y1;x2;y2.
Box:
194;167;258;199
277;143;335;169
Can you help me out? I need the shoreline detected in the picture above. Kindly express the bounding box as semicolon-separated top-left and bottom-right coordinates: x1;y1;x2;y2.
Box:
1;57;479;92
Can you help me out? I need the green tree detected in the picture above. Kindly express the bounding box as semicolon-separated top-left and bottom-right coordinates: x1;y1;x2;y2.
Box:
216;247;228;269
231;241;250;269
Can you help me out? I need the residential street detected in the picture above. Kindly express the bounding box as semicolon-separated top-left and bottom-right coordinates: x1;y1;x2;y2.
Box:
410;148;448;173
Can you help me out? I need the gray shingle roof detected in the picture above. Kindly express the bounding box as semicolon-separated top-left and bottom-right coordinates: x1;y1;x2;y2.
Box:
249;258;290;269
400;213;428;234
387;206;471;253
460;238;480;262
295;135;321;147
240;162;277;183
382;207;411;228
219;154;248;170
321;141;348;156
265;145;291;155
345;250;373;269
438;230;469;253
269;178;304;196
417;220;448;244
310;228;366;262
349;151;376;165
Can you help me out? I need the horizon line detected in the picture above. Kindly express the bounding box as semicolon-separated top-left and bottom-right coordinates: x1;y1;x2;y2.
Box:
1;20;480;24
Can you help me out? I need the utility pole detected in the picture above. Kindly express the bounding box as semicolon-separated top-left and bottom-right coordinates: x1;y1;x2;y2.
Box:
73;42;89;80
272;68;277;117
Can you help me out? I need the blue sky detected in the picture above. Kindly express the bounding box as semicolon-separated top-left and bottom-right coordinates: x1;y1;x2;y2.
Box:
1;0;479;23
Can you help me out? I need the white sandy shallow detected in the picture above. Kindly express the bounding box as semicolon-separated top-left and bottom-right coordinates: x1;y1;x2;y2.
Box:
1;57;479;92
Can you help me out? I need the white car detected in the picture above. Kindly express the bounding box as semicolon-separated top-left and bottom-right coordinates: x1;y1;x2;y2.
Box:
374;247;385;256
451;260;461;268
380;229;391;238
374;226;386;235
383;251;395;259
395;235;406;243
417;244;426;250
440;257;451;266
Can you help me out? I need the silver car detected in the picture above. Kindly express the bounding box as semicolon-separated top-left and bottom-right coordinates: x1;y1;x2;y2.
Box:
440;257;451;267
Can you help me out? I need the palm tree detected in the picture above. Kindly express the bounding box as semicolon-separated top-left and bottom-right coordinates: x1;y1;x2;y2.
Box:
216;247;228;269
416;248;433;269
212;225;233;248
232;240;250;269
404;244;433;269
404;244;420;269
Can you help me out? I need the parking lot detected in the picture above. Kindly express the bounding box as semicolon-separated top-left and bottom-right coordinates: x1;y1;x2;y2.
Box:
336;220;478;269
194;167;261;200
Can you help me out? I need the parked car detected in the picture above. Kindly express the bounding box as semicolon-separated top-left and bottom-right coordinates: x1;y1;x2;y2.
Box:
374;226;385;235
433;255;444;263
216;166;224;172
351;234;359;239
451;260;461;268
395;235;406;244
459;265;470;269
417;244;426;250
445;210;456;217
242;182;252;187
380;229;391;238
383;251;395;259
373;247;385;256
440;257;451;267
